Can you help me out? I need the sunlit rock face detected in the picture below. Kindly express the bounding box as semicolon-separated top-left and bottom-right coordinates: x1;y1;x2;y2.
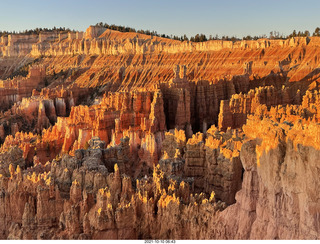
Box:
0;26;320;239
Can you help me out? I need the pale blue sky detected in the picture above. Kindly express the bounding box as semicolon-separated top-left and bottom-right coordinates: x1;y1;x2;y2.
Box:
1;0;320;38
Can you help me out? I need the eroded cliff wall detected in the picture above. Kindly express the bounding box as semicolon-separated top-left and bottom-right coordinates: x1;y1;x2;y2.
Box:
0;26;320;240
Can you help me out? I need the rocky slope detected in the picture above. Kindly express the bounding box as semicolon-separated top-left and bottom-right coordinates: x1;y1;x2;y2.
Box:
0;26;319;239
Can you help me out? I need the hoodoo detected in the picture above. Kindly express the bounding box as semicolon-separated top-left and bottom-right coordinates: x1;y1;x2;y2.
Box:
0;23;320;240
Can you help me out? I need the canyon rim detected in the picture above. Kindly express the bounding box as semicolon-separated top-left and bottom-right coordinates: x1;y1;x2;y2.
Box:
0;17;320;240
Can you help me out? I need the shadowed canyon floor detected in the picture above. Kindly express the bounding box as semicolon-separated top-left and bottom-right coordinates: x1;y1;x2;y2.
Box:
0;25;319;239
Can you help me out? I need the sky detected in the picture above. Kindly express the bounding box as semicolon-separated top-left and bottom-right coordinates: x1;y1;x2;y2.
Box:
1;0;320;38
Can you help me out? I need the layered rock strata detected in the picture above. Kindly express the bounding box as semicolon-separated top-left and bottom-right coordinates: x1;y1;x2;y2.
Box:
0;25;320;240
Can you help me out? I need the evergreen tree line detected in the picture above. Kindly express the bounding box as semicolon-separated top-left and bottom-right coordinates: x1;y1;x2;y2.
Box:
95;23;320;42
0;27;76;36
95;22;243;41
1;22;320;42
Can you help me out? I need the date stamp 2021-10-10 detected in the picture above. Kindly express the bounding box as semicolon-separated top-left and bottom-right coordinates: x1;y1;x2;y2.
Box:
144;240;176;244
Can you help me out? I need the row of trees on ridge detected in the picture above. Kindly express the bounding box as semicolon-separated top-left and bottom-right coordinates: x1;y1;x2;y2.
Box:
2;22;320;43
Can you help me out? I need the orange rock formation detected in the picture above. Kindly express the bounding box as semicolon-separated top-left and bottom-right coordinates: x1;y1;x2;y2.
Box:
0;26;320;240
